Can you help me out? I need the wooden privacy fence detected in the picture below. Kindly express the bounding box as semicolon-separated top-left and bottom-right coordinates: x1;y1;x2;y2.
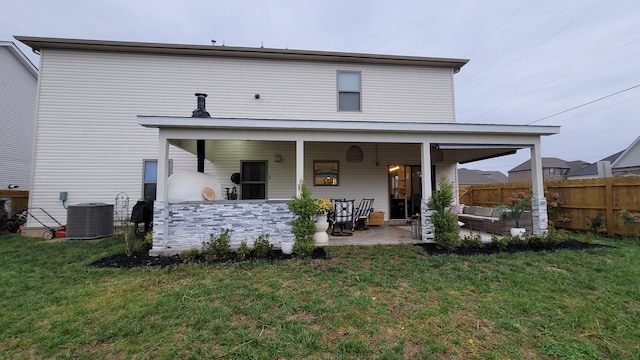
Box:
0;190;30;216
459;177;640;237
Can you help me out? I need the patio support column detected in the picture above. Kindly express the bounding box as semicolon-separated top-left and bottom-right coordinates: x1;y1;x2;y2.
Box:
421;141;434;241
156;133;169;202
530;139;548;235
152;133;171;253
295;140;304;195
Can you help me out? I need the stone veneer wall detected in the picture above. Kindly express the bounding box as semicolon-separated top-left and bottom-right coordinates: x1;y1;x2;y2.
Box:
421;198;435;241
531;196;548;235
151;200;295;256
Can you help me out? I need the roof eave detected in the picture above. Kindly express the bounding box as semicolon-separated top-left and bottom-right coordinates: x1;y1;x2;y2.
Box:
1;41;38;77
15;36;469;71
137;116;560;136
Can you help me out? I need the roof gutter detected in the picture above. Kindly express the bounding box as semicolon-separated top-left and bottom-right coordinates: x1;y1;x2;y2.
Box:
14;36;469;72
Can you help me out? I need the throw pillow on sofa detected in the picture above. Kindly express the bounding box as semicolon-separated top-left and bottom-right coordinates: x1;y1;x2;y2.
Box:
451;204;465;215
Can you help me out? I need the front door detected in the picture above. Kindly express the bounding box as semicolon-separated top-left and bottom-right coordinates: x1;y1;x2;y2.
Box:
388;165;422;220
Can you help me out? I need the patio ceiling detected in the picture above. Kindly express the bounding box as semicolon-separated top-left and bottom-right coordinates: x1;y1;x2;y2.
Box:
141;116;558;165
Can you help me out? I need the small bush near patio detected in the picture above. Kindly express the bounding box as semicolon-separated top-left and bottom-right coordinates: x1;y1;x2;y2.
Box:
427;176;461;250
287;181;317;257
202;228;232;260
253;234;273;258
1;232;639;359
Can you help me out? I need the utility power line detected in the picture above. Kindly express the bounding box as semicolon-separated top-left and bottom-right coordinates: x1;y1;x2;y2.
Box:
549;94;640;125
463;34;640;122
459;0;607;98
463;0;532;58
458;0;581;89
526;84;640;124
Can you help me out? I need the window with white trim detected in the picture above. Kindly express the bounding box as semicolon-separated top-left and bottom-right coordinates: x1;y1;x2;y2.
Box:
337;71;361;111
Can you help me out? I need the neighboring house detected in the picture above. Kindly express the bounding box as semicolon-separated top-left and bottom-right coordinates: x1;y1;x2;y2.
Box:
567;151;623;180
0;41;38;190
458;168;507;185
17;36;559;254
568;135;640;179
508;158;588;182
611;135;640;176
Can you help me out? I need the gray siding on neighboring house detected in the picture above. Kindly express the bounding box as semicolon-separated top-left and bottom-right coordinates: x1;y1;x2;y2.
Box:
613;136;640;175
0;44;37;190
28;47;458;225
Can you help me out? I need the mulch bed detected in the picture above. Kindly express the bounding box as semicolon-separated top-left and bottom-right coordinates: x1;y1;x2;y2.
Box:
414;238;613;256
89;239;612;269
89;247;328;269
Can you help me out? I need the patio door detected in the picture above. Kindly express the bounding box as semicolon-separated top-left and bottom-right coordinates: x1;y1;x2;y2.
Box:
388;165;423;220
241;161;267;200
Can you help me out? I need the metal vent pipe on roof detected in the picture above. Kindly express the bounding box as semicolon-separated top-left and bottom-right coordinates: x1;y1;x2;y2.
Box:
192;93;210;118
191;93;210;172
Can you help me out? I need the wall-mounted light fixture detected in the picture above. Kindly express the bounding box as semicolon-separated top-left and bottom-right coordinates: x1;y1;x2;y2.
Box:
255;94;260;99
274;154;282;162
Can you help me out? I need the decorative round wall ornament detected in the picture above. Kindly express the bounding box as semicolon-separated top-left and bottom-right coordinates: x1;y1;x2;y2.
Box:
346;145;363;163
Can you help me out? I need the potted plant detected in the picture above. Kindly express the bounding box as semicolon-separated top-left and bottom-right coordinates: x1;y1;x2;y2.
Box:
494;193;531;238
313;198;332;244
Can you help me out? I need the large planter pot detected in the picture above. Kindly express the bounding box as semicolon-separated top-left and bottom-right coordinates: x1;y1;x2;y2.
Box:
313;214;330;245
281;241;294;255
510;227;526;238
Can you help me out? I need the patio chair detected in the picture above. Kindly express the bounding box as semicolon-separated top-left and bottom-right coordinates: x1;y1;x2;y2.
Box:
329;199;355;236
353;198;374;230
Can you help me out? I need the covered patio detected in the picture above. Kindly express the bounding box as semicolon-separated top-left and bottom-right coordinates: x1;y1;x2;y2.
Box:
325;224;494;246
138;115;559;255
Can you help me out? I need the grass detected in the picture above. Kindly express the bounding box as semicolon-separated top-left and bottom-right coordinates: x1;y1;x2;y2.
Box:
0;233;639;359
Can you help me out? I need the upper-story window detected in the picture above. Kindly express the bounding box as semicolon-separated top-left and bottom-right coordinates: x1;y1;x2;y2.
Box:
337;71;361;111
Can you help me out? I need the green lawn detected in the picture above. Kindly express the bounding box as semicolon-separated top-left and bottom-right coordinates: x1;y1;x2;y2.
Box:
0;233;638;359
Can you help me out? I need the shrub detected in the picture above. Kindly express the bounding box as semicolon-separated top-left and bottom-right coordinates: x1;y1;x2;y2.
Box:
236;241;250;260
287;182;317;254
123;226;145;256
144;231;153;245
179;248;200;263
202;229;232;260
491;235;509;249
528;229;563;248
527;235;546;248
460;233;484;248
253;235;272;258
620;210;640;226
427;176;461;250
546;226;566;245
587;210;606;236
293;238;315;257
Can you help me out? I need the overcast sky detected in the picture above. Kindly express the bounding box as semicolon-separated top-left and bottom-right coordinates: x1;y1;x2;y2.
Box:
3;0;639;174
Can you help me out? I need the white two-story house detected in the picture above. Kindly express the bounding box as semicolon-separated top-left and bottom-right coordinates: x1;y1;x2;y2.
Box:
17;36;558;254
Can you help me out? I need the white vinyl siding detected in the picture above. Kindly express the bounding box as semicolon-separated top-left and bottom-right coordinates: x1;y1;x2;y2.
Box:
0;46;37;190
614;142;640;169
28;48;457;225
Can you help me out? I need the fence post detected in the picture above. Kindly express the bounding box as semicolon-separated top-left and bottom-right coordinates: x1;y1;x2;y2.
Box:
605;178;614;236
